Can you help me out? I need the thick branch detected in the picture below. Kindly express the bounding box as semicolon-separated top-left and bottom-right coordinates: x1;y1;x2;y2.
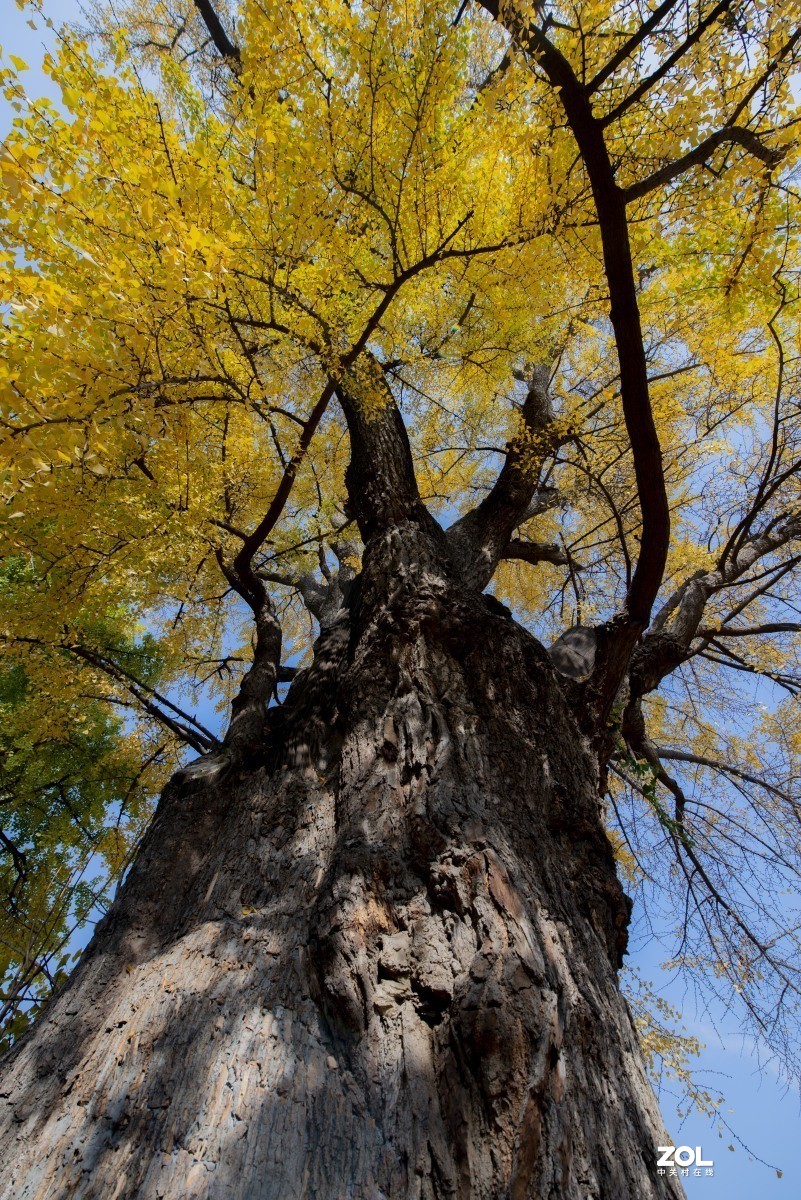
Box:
258;569;329;619
517;486;560;523
193;0;241;65
625;125;783;203
258;563;356;630
698;621;801;638
337;357;434;542
629;514;801;698
670;515;801;648
446;363;556;589
218;599;282;760
480;2;671;724
229;213;478;592
502;539;569;567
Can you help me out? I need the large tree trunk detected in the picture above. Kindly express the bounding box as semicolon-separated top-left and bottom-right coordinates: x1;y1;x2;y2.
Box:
0;519;682;1199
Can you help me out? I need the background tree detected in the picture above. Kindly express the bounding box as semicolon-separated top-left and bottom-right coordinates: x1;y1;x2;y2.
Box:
0;0;800;1196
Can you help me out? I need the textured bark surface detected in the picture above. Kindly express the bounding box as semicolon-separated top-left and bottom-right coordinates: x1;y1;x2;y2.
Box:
0;520;683;1199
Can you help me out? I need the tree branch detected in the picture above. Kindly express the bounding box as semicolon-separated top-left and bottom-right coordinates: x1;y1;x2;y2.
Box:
232;382;336;597
228;212;480;595
0;828;27;905
66;646;218;755
627;514;801;700
258;568;330;620
600;0;738;127
447;363;557;588
479;2;671;725
619;711;770;960
624;125;783;203
697;621;801;638
3;634;221;756
193;0;241;66
336;356;435;542
502;539;569;567
585;0;683;96
656;746;795;801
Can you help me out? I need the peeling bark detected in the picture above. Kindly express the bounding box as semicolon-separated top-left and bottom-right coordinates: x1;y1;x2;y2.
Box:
0;519;682;1199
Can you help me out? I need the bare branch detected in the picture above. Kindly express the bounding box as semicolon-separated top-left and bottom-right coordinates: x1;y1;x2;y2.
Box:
656;747;795;801
697;622;801;638
502;539;570;567
628;515;801;700
232;381;336;597
208;517;249;542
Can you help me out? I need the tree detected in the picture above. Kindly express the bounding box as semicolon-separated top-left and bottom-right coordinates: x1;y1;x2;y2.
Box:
0;655;160;1054
1;0;800;1194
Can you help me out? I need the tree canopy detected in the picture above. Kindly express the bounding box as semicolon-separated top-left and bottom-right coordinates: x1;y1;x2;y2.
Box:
2;0;801;1105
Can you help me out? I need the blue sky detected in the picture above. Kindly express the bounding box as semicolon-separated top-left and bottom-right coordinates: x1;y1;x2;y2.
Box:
632;928;800;1196
1;1;799;1194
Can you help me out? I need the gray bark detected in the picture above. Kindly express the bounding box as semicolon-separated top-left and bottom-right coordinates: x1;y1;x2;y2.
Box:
0;517;682;1199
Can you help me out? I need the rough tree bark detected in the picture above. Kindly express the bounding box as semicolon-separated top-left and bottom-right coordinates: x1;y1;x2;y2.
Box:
0;378;683;1198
